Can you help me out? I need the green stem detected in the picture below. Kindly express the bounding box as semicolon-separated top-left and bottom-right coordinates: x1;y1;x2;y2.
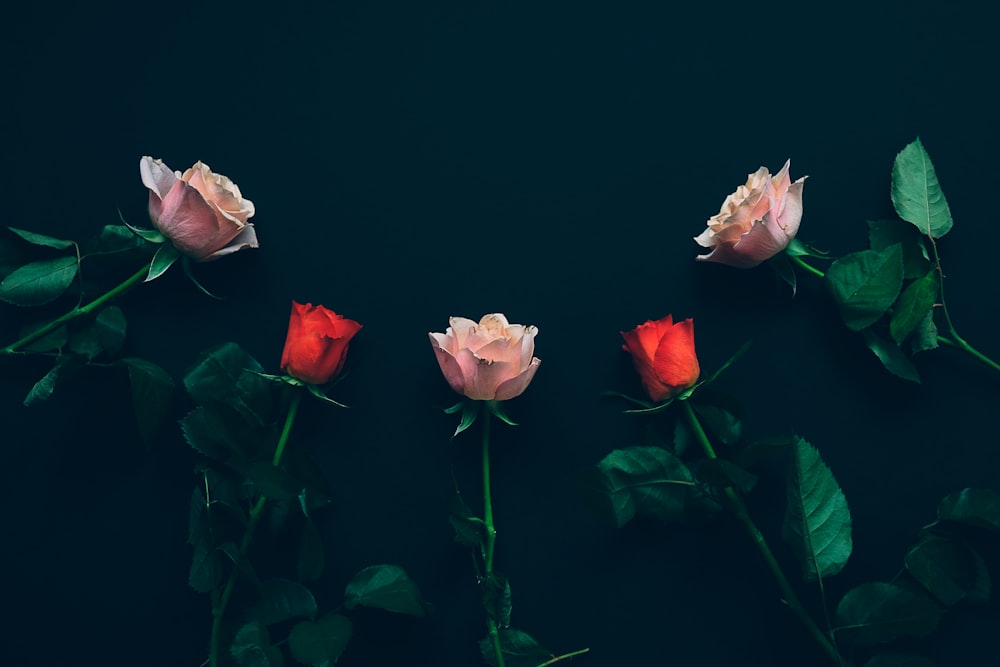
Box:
937;333;1000;374
480;402;505;667
535;647;591;666
682;402;843;667
209;390;302;667
2;262;150;354
789;254;826;279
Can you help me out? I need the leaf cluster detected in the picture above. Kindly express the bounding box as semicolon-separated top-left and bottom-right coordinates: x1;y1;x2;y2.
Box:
823;139;953;383
184;343;426;666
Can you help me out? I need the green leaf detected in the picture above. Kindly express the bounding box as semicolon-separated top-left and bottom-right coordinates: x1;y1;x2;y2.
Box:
864;330;921;383
343;564;427;617
246;578;318;626
479;628;554;667
579;447;695;527
890;270;939;346
18;321;68;353
909;310;939;354
230;622;285;667
867;219;931;280
289;613;353;667
904;535;991;606
0;256;79;306
297;518;325;582
85;224;148;256
825;245;904;331
247;462;302;501
23;354;86;406
145;243;180;281
69;305;127;359
120;212;167;243
835;581;944;647
8;227;76;250
119;357;174;446
692;392;743;445
863;654;935;667
486;399;517;426
695;459;757;494
782;437;852;581
184;342;272;425
189;541;223;593
768;252;797;296
891;138;954;239
937;488;1000;533
182;256;225;299
448;476;486;552
284;449;334;517
449;400;480;437
480;573;512;627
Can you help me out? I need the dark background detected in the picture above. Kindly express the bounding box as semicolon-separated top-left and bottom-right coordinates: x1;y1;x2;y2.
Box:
3;1;998;665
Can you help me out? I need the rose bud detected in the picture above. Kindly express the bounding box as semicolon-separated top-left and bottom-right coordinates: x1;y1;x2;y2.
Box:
280;301;362;385
621;315;700;402
140;156;258;261
694;159;806;268
429;313;541;401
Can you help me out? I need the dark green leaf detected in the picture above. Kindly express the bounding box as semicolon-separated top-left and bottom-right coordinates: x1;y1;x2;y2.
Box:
909;310;939;354
448;476;486;551
18;321;68;353
864;330;921;383
480;573;511;627
733;436;795;469
835;581;944;647
670;418;693;457
247;462;302;501
145;243;180;281
890;270;939;346
23;354;86;406
189;541;223;593
450;400;480;437
486;399;517;426
120;211;167;243
768;252;797;296
0;256;79;306
285;449;334;516
891;138;953;239
247;578;318;626
784;237;829;258
479;628;554;667
867;219;931;280
218;541;259;589
863;654;935;667
937;488;1000;533
782;437;852;581
695;459;757;494
825;245;904;331
69;305;126;359
184;342;272;425
181;403;272;469
289;614;353;667
8;227;76;250
85;224;147;256
904;535;991;606
230;622;284;667
119;357;174;446
579;447;695;527
692;393;744;445
344;564;427;617
182;256;225;299
297;518;325;582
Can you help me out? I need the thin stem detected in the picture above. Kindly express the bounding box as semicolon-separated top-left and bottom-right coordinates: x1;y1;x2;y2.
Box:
535;648;591;666
480;402;506;667
2;262;150;354
209;390;302;667
789;254;826;279
681;401;844;667
937;333;1000;374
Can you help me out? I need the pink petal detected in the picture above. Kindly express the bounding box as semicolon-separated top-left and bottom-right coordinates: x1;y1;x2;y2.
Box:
494;358;541;401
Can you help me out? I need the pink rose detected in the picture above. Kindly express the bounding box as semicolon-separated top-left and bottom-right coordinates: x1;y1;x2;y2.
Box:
140;156;258;261
429;313;541;401
694;160;806;268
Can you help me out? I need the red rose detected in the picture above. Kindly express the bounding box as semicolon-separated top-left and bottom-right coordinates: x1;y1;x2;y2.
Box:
621;315;700;402
280;301;362;385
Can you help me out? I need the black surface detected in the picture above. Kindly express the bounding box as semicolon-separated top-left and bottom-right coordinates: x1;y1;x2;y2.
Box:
4;2;999;666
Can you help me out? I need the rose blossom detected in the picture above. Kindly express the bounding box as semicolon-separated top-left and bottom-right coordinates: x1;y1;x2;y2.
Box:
694;159;806;268
429;313;541;401
621;314;700;402
140;156;258;261
280;301;362;385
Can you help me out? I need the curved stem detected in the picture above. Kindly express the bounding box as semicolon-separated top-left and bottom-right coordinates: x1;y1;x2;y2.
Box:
789;254;826;279
480;402;505;667
209;389;302;667
2;262;150;354
682;401;843;667
937;334;1000;374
